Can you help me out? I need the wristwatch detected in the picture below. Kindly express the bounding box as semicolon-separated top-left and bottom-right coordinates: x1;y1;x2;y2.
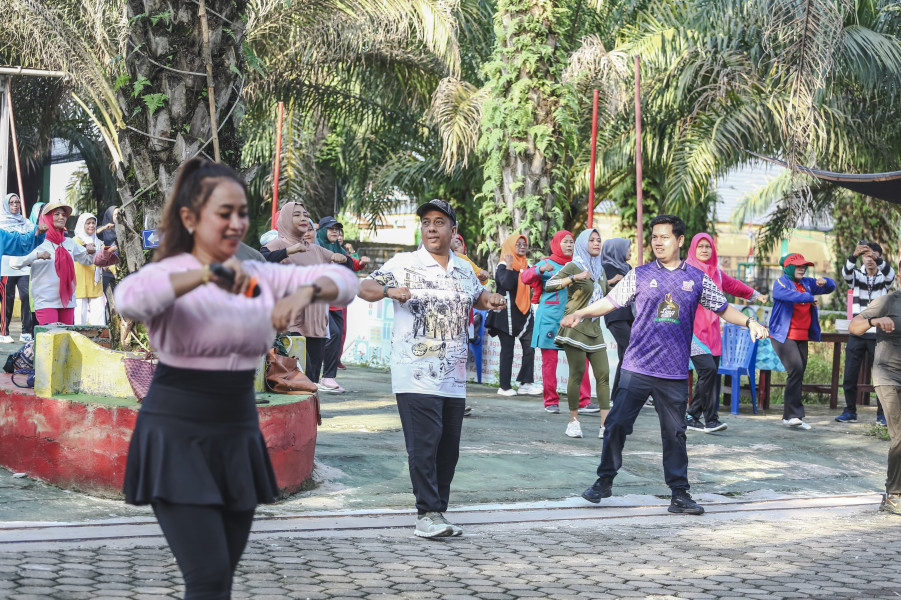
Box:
868;317;875;328
745;316;757;328
304;282;322;300
383;284;393;298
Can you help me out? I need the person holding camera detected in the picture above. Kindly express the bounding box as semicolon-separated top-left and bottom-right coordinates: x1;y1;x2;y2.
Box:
837;241;894;425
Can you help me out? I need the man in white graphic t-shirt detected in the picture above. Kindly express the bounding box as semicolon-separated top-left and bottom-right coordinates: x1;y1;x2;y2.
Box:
358;199;506;538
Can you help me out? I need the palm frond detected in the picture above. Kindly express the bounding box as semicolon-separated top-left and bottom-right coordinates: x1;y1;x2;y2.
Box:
427;77;486;171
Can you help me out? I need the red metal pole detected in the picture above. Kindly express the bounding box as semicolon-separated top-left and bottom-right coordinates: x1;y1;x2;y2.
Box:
634;55;644;265
271;101;285;228
588;89;599;228
5;81;25;213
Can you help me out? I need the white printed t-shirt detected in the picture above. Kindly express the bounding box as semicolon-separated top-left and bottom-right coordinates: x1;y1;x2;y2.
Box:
367;247;484;398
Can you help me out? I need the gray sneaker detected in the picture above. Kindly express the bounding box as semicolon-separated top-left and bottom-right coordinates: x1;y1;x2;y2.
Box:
578;403;601;414
414;512;455;538
434;512;463;536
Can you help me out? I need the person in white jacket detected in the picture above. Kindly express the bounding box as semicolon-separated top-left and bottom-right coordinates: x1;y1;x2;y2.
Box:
10;203;109;325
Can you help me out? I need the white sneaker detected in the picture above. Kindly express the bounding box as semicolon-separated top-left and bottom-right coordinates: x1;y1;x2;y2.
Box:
565;420;583;438
598;426;605;439
414;512;455;538
517;383;541;395
497;388;518;397
783;418;803;428
318;378;345;393
0;335;13;344
19;334;32;342
797;421;812;430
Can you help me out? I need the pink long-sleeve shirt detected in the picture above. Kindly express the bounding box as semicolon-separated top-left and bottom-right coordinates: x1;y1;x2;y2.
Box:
115;253;359;371
692;270;759;356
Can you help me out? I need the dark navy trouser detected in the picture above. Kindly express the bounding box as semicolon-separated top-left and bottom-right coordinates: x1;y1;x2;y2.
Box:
597;369;690;491
395;393;466;514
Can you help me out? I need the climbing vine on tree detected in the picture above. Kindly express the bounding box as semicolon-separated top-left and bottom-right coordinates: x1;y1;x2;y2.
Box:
477;0;579;258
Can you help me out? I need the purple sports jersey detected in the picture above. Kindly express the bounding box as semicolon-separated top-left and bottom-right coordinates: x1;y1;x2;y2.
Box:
607;260;728;379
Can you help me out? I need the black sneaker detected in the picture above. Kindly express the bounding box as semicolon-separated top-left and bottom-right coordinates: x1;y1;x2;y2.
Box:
685;415;705;432
704;419;727;433
582;479;613;504
668;489;704;515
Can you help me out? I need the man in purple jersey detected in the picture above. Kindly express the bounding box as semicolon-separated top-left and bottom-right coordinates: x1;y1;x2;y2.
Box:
561;215;769;514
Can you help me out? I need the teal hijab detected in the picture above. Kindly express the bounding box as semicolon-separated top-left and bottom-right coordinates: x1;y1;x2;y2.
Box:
29;202;45;224
316;224;346;255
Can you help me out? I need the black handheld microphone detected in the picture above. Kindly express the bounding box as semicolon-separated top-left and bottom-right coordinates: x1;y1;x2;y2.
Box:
209;263;261;297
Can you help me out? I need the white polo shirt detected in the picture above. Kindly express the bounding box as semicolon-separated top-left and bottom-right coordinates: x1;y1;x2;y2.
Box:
366;247;484;398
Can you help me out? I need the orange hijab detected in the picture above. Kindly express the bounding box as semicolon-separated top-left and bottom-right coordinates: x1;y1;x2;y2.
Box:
501;234;531;314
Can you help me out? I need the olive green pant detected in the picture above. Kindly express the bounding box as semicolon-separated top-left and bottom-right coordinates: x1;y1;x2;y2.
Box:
563;346;610;412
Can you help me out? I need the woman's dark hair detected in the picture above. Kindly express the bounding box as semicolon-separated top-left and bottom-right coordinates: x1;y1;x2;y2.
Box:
649;214;686;238
155;158;248;261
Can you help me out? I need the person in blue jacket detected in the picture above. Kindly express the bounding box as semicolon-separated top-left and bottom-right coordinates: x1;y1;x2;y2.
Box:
770;253;836;430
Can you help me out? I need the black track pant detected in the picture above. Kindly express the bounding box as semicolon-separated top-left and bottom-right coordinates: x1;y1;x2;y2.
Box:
152;502;255;600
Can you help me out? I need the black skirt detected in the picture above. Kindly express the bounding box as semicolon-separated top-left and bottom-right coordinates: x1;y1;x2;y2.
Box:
123;363;279;510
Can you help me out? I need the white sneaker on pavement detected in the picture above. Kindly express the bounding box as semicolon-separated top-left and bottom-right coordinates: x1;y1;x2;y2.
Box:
318;378;345;393
797;421;812;430
497;388;517;397
783;418;803;428
517;383;541;395
414;512;455;538
0;335;13;344
565;420;583;438
598;426;605;439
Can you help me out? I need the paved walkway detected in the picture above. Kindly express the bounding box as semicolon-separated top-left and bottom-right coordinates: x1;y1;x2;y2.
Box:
1;365;898;598
0;499;898;599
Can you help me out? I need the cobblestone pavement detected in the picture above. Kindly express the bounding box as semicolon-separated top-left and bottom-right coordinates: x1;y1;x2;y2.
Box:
1;503;899;599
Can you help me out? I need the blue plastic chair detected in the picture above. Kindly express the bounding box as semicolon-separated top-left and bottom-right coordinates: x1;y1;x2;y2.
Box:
718;323;758;414
468;309;489;383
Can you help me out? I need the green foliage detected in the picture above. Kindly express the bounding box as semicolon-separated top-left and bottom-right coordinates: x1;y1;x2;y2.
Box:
866;424;891;441
149;10;171;27
131;74;150;98
141;93;167;116
477;0;578;254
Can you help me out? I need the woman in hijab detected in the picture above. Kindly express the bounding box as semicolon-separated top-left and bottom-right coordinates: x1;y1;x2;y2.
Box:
487;234;538;396
314;217;354;392
10;203;111;325
546;229;611;439
452;234;490;283
521;230;596;414
770;252;835;431
73;213;119;325
0;193;40;342
600;238;634;396
684;233;765;433
262;202;347;387
98;207;119;295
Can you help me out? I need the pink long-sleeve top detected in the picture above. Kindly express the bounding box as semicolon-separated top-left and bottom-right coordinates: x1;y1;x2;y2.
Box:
115;253;360;371
693;270;759;356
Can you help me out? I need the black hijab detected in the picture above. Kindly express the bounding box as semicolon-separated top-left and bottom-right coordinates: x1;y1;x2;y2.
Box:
99;207;117;246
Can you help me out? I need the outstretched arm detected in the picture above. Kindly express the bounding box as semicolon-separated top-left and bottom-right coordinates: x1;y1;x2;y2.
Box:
719;305;769;340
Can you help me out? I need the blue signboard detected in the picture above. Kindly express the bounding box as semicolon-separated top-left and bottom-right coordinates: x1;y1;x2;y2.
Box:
142;229;160;249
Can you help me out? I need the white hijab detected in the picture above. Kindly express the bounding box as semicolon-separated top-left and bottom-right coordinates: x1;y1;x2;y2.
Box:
74;213;101;283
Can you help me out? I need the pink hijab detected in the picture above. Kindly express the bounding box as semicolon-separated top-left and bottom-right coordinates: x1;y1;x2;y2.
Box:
686;233;724;355
686;233;722;287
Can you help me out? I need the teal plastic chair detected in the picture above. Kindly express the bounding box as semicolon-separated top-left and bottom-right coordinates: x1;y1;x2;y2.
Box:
718;323;758;414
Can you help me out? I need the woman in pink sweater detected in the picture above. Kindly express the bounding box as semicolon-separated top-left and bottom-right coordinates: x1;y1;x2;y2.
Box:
685;233;765;433
115;158;358;599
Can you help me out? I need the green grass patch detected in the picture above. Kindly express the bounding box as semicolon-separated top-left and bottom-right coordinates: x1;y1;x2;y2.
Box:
865;424;891;441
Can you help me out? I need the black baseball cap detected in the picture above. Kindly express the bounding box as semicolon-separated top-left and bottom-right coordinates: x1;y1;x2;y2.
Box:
318;216;340;230
416;199;457;225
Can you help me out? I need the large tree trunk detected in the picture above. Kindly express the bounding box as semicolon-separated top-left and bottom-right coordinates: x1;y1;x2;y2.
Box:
479;1;569;261
115;0;247;274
